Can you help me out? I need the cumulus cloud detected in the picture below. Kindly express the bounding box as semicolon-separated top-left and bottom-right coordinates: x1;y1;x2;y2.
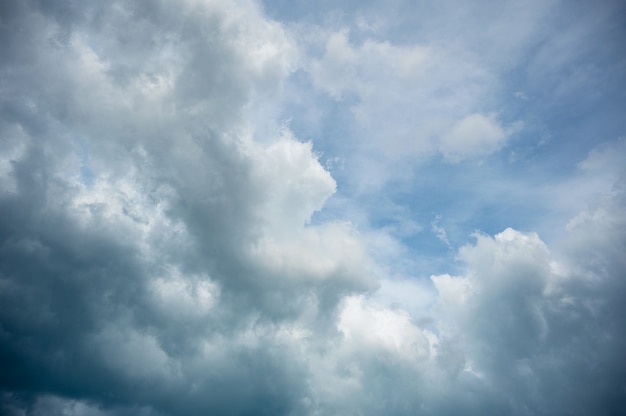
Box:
0;1;367;413
1;1;625;415
429;218;626;414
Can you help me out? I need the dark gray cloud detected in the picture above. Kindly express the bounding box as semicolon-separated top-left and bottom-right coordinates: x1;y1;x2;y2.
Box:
1;1;625;415
0;1;344;414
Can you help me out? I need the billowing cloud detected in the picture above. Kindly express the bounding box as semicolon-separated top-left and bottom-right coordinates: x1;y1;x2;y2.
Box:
0;1;365;413
429;219;625;414
1;0;625;415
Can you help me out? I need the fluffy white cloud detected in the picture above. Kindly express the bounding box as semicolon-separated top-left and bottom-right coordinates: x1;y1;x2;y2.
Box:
337;295;431;359
256;133;336;230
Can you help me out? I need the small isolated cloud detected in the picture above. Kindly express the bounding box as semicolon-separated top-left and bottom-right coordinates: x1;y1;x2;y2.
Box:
439;113;522;162
513;91;529;100
431;214;451;247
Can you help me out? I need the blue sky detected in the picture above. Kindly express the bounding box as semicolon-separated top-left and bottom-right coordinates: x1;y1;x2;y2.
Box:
0;0;625;415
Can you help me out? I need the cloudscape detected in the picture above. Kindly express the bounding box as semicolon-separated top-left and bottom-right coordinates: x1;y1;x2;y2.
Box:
1;0;625;415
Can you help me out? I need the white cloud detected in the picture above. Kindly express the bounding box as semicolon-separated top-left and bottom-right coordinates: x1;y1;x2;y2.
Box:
373;277;436;319
439;113;520;162
310;30;432;100
337;295;432;359
256;132;336;231
431;215;451;247
304;28;523;187
150;267;219;319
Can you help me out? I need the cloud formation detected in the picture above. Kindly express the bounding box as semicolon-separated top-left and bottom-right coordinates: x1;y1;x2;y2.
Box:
439;113;522;162
308;29;516;175
1;0;625;415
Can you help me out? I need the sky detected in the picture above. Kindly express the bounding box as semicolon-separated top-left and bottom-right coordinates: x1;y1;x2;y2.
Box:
0;0;625;415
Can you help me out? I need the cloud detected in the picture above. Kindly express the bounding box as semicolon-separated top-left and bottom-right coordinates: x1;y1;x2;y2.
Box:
310;30;432;101
429;187;626;413
431;214;451;247
0;1;367;414
256;132;336;230
1;1;625;415
577;137;626;179
304;27;526;188
439;113;522;162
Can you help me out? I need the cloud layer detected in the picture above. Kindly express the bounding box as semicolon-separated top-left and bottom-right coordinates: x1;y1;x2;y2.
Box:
1;0;625;415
